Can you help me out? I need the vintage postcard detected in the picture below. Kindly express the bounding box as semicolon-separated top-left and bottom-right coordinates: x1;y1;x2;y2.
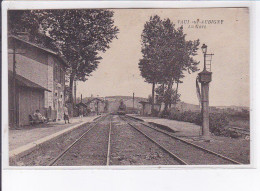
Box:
4;7;250;167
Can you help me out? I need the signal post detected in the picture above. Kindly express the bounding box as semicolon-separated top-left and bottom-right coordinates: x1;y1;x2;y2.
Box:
198;44;214;141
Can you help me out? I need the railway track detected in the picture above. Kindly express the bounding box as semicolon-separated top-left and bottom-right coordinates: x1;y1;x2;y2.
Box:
122;115;242;165
47;114;243;166
118;115;187;165
106;121;112;165
48;115;112;166
126;120;187;165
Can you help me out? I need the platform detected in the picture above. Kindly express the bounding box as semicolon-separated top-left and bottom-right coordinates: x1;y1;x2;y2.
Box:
9;115;100;158
127;114;202;137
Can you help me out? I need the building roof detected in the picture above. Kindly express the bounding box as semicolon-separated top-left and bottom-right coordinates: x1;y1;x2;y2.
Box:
76;102;88;108
86;97;104;104
9;71;51;92
139;101;161;106
8;35;69;68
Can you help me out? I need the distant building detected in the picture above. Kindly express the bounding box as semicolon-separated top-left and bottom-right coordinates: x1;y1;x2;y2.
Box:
86;97;106;114
8;35;68;126
75;102;89;116
139;101;161;116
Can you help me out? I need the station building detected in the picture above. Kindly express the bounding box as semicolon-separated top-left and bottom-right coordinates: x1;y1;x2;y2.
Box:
86;97;106;114
139;101;161;116
8;35;68;126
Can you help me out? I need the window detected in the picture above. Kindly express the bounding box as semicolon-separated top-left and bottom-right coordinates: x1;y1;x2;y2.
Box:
54;63;58;82
57;65;61;83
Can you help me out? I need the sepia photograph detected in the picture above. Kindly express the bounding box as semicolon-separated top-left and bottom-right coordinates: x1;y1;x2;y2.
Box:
6;7;250;167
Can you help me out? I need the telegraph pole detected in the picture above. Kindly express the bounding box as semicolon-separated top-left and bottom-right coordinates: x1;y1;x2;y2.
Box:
198;44;214;141
12;39;17;128
133;92;135;109
9;34;29;128
8;36;24;128
74;81;77;105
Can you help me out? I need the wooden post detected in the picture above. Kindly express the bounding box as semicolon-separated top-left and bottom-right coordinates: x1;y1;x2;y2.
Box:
201;82;210;140
198;70;212;141
133;92;135;109
12;39;17;128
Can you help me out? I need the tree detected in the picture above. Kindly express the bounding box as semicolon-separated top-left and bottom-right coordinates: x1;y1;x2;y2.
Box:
159;22;200;111
139;15;165;114
139;15;200;113
8;9;119;103
156;84;180;111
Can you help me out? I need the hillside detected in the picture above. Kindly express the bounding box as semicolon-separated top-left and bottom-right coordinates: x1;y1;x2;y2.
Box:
79;96;249;113
80;96;147;113
105;96;147;112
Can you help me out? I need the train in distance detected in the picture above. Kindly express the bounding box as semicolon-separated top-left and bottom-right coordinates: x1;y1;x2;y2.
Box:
117;100;126;115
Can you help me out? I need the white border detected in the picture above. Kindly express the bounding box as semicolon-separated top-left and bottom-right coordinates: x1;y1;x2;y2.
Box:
3;1;260;191
1;0;257;170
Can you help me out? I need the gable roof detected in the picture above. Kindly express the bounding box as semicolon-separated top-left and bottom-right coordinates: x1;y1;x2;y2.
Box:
9;70;51;92
86;97;104;104
76;102;88;108
8;35;68;68
139;101;160;106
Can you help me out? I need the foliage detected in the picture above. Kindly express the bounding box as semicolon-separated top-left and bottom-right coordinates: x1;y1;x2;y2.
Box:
164;109;231;137
139;15;200;112
228;109;250;121
139;15;165;84
156;84;180;106
8;9;119;103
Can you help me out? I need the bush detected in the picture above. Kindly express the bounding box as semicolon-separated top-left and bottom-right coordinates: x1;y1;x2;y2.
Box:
209;112;229;135
164;109;230;137
168;109;201;125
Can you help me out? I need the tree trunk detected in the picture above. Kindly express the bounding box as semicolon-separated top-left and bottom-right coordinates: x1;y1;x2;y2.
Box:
151;82;155;115
165;79;174;111
173;82;179;106
69;73;75;104
176;82;179;94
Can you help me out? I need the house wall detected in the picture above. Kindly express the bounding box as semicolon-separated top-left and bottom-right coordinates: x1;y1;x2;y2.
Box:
88;100;105;113
45;55;54;109
52;56;66;120
18;87;45;126
141;103;160;116
144;104;152;115
8;39;66;123
8;53;49;89
8;42;49;91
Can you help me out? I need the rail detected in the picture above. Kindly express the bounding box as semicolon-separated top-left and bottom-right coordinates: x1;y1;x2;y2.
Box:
124;115;242;165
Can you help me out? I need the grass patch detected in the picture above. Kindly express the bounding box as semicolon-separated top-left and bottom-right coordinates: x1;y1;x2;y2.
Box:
159;109;249;138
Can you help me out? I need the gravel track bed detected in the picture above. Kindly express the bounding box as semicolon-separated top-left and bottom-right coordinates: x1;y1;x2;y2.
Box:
110;115;180;165
126;116;249;164
9;123;92;166
192;136;250;164
130;120;233;165
54;117;110;166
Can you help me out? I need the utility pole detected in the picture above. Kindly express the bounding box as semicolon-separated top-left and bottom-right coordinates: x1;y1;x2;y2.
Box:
133;92;135;109
8;36;25;128
198;44;214;141
74;81;77;105
12;39;17;128
97;101;99;115
8;34;28;128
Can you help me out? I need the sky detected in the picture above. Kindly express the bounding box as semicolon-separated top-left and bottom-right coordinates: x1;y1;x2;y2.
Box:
76;8;249;107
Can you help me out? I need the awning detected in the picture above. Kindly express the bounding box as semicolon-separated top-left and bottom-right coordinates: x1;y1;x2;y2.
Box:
9;70;51;92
